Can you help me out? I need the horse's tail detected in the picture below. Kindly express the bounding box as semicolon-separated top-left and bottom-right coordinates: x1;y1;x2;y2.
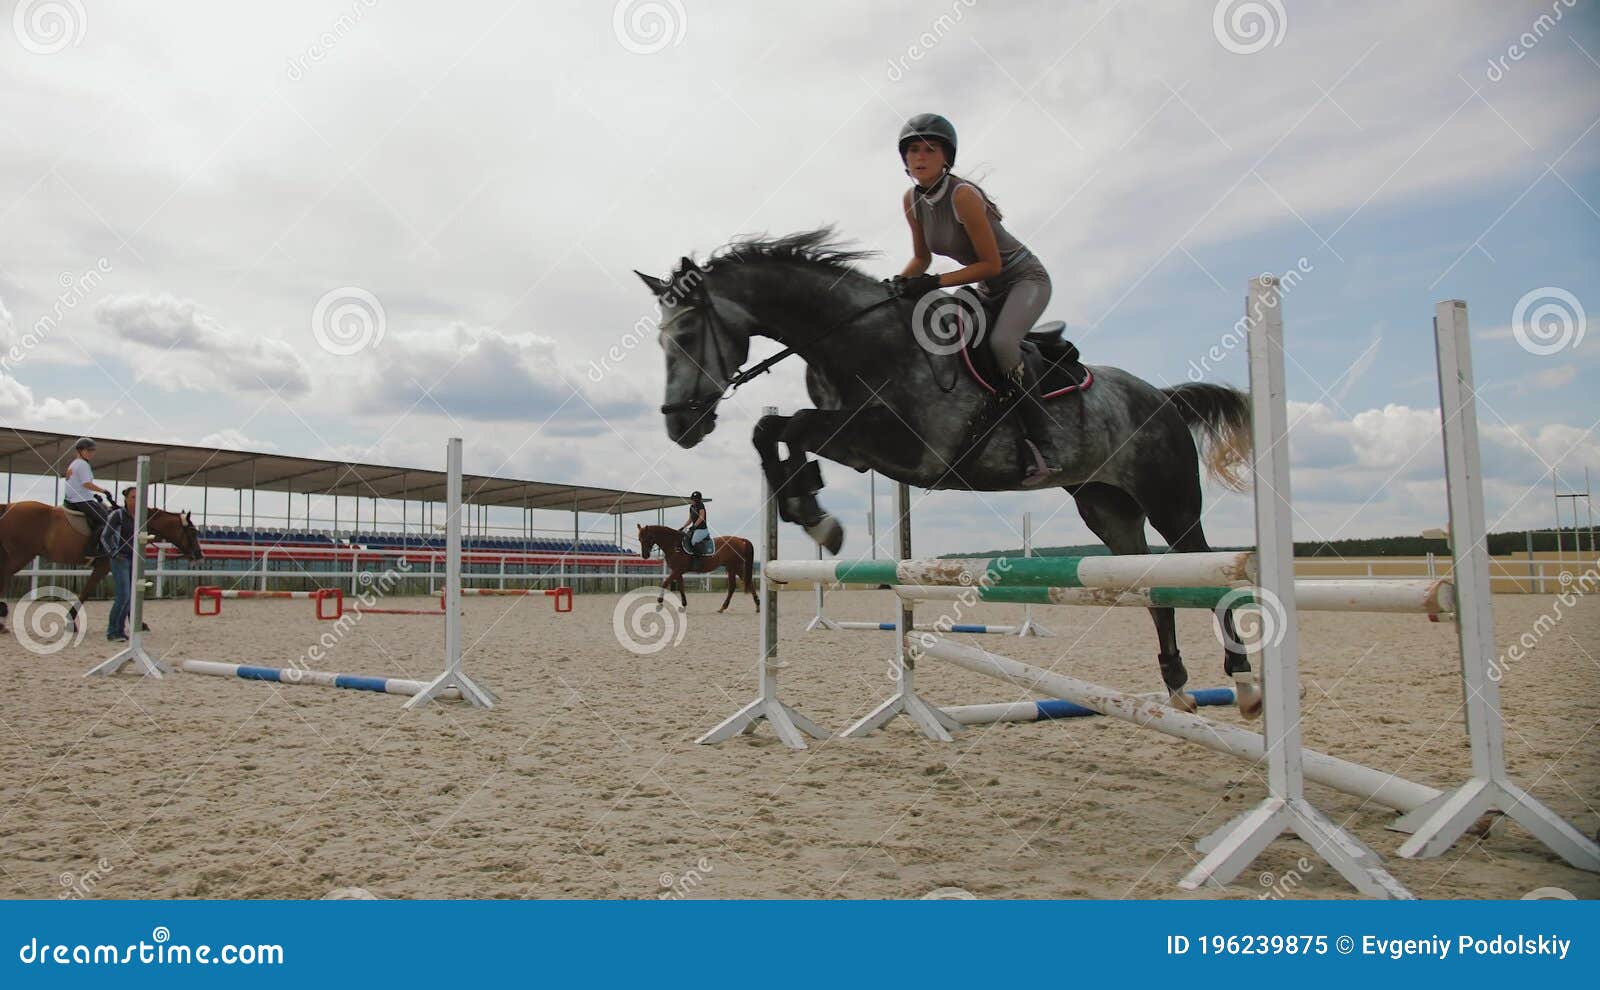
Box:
741;539;755;592
1162;383;1252;493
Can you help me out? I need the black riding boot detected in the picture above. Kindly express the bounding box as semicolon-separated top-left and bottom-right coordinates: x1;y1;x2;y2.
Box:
1003;361;1059;487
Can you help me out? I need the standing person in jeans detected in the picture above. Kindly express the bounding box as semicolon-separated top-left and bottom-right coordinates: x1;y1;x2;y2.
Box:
102;485;138;642
62;437;115;544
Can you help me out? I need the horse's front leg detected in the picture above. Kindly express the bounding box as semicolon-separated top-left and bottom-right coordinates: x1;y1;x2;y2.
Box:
751;408;921;555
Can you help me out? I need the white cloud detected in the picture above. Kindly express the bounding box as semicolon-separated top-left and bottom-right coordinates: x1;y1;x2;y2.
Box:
0;374;97;423
94;294;312;396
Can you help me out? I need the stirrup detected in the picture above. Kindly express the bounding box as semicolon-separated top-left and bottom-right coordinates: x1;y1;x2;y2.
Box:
1020;440;1055;487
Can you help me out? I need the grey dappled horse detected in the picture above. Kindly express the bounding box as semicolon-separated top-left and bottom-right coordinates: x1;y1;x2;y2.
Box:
638;230;1259;716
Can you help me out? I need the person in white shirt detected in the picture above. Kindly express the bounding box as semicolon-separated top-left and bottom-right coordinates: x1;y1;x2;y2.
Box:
62;437;114;542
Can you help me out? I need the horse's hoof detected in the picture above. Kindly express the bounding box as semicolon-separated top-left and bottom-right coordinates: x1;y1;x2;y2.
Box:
1168;689;1199;713
805;515;844;555
1233;673;1262;720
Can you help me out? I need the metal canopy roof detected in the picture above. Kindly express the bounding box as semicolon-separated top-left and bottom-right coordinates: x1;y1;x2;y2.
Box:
0;428;688;515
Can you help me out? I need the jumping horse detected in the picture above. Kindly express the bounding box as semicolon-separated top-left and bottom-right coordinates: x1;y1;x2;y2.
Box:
0;500;205;635
637;524;758;613
638;229;1260;715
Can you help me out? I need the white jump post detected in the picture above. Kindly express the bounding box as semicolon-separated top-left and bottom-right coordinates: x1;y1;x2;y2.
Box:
1391;301;1599;870
842;482;964;740
86;455;165;678
1176;276;1409;898
697;406;828;750
405;437;494;710
804;542;840;631
1013;511;1051;637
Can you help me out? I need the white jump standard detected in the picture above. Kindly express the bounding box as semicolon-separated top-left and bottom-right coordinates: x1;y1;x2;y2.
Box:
86;438;494;710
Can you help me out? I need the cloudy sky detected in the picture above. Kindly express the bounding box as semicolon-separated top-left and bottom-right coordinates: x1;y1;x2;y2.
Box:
1;0;1596;555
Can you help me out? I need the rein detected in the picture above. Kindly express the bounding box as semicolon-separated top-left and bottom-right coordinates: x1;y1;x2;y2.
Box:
658;284;901;415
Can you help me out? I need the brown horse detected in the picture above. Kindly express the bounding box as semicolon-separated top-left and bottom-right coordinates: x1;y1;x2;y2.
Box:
0;500;205;634
637;524;758;612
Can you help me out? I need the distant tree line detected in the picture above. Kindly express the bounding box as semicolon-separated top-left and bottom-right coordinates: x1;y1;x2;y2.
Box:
964;527;1597;559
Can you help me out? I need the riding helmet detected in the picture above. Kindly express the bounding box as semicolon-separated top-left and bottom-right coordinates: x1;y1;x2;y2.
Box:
898;113;957;165
74;437;96;451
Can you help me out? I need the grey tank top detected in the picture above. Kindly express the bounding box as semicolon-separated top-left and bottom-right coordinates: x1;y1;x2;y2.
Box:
913;176;1033;278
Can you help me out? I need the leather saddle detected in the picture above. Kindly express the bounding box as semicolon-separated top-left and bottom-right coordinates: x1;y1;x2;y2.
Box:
62;507;93;537
937;292;1093;398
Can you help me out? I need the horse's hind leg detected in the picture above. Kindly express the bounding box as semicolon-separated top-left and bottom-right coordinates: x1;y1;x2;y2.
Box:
1071;484;1197;712
1142;478;1261;719
718;561;735;612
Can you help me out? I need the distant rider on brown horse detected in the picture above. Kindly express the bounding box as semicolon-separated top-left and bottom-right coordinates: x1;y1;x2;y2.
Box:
63;437;116;543
681;491;712;555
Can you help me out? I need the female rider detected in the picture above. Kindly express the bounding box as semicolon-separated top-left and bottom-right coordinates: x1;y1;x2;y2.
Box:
891;113;1057;486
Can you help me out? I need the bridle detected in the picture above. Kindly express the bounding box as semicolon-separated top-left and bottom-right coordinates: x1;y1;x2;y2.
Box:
657;271;900;415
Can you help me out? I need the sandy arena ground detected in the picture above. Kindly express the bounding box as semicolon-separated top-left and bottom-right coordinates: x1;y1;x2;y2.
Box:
1;588;1595;900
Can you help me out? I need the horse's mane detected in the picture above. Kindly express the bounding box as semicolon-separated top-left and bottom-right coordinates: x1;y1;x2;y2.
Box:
706;227;877;276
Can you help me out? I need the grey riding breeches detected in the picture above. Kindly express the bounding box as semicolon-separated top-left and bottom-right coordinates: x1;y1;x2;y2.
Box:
976;257;1052;370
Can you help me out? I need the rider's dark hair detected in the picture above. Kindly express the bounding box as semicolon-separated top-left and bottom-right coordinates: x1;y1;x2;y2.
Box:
950;172;1003;221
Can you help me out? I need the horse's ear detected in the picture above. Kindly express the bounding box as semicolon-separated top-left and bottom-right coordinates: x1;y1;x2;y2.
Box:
635;271;669;297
